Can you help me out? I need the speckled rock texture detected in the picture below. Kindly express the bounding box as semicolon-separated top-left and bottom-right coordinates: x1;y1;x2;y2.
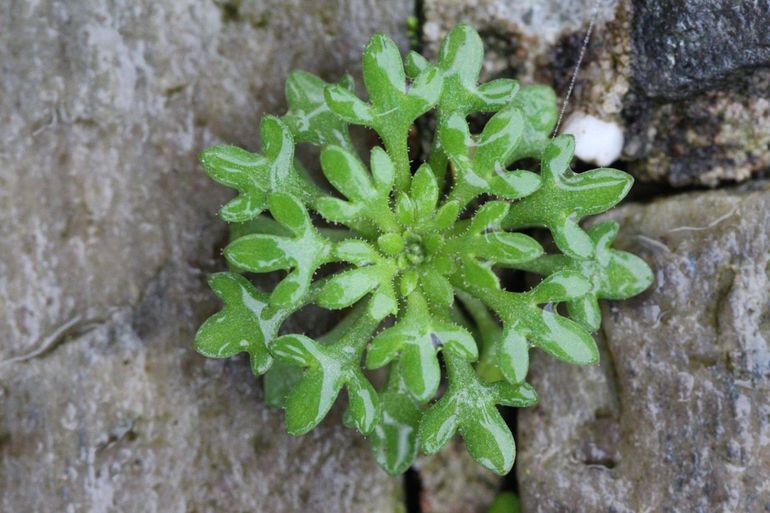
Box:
422;0;770;187
415;439;501;513
0;1;414;511
632;0;770;100
517;184;770;513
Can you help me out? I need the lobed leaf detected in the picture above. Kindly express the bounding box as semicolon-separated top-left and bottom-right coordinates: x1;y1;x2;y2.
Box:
225;193;333;309
283;70;355;149
194;273;284;375
316;146;397;234
441;110;541;206
366;292;476;403
326;32;443;190
418;353;537;475
201;117;320;222
434;24;519;116
271;309;382;435
369;373;422;475
505;136;634;258
515;220;654;330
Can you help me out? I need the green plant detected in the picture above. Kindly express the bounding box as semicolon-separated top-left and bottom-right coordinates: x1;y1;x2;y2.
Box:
195;24;652;476
487;492;521;513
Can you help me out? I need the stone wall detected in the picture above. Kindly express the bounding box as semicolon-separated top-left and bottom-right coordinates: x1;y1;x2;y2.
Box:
0;2;413;512
2;1;769;512
518;184;770;512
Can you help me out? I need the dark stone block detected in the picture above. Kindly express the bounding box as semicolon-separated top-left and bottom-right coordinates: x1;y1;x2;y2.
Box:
633;0;770;100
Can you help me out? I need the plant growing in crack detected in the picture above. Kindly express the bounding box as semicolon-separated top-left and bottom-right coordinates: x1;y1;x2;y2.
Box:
194;23;653;476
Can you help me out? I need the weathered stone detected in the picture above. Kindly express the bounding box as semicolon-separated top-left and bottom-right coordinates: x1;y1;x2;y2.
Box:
415;438;501;513
624;71;770;187
1;264;402;513
626;0;770;186
0;1;414;511
422;0;770;187
517;184;770;513
632;0;770;101
422;0;621;88
0;0;414;360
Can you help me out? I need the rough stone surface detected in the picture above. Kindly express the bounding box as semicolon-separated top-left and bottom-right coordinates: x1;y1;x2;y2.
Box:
422;0;621;89
624;71;770;187
0;0;414;360
0;266;402;513
0;1;414;511
632;0;770;101
517;184;770;513
423;0;770;187
415;439;501;513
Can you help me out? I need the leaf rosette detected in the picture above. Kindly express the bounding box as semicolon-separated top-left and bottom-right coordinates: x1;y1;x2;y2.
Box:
195;23;652;476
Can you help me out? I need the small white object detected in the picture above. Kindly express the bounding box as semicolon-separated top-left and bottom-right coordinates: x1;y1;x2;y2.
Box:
423;21;441;42
561;112;624;167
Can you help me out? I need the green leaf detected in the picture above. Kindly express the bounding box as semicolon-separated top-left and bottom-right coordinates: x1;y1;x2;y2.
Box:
405;50;429;78
567;294;602;333
264;360;303;407
497;328;529;384
487;492;521;513
435;24;519;116
283;70;354;149
224;193;332;308
528;271;592;304
370;371;422;475
441;110;542;206
346;371;380;434
420;268;454;308
317;146;397;233
495;381;538;408
377;233;405;256
418;353;535;475
477;79;519;109
194;273;284;375
426;24;523;189
432;200;461;230
326;32;443;190
335;238;380;265
467;201;510;234
200;117;320;222
476;232;543;265
410;164;440;222
317;256;398;318
318;266;383;309
283;362;343;435
321;145;375;200
510;84;558;160
505;136;634;258
534;309;599;364
363;33;408;107
452;270;597;380
366;293;476;403
589;221;654;299
418;393;459;455
461;402;515;475
324;84;375;125
515;220;654;330
457;255;499;291
200;145;268;222
271;309;381;435
474;105;525;169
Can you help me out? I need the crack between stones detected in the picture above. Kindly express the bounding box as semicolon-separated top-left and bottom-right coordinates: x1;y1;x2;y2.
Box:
599;317;624;422
403;467;423;513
